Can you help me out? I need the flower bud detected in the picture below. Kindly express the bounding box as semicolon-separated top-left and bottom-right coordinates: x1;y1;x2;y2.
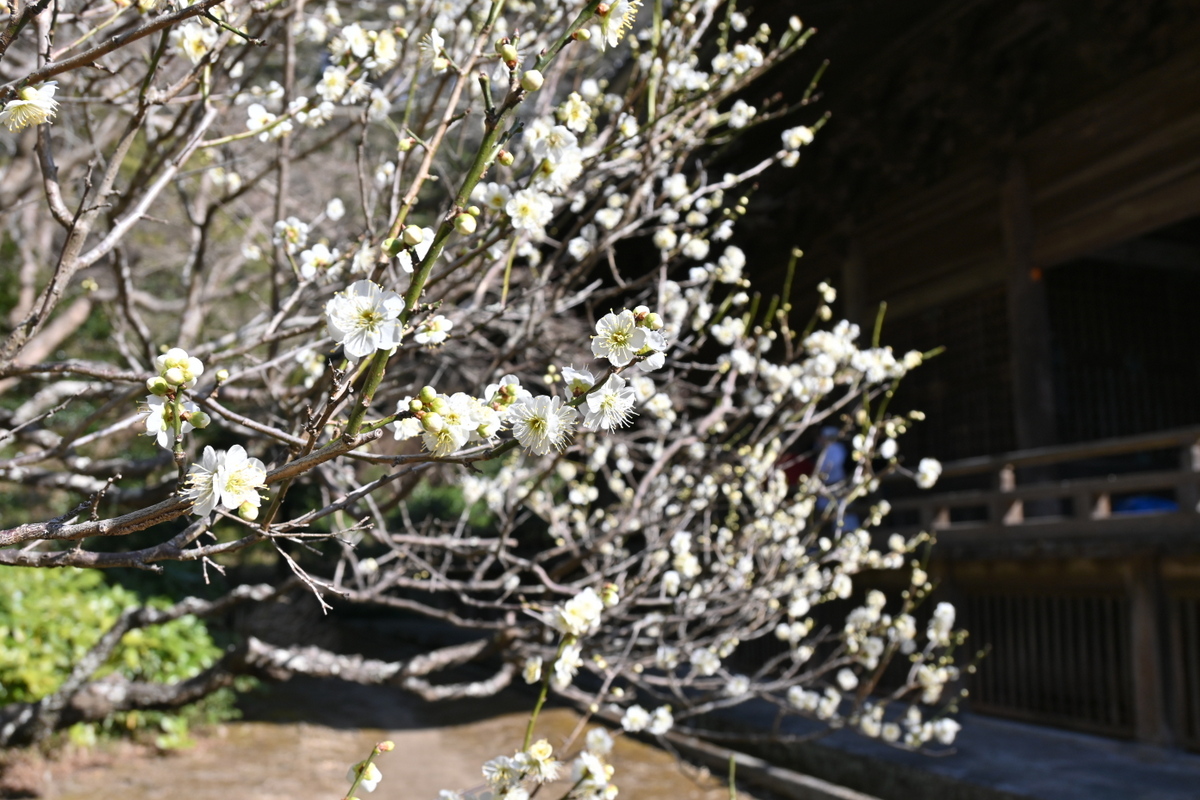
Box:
215;368;230;383
146;376;171;396
376;740;395;752
467;205;481;216
422;412;445;433
164;367;186;386
418;385;437;404
428;396;448;414
520;70;544;92
188;411;212;429
497;149;515;167
397;137;415;152
162;347;189;370
432;56;449;71
453;213;477;234
383;237;403;256
402;226;424;247
499;43;519;63
573;28;591;41
408;398;424;413
645;312;664;330
238;501;259;521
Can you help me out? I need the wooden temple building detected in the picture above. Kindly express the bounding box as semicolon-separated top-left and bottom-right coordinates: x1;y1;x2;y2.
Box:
740;0;1200;750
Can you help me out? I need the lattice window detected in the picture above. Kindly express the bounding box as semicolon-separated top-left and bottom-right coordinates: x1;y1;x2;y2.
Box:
886;286;1016;461
963;592;1135;737
1046;258;1200;444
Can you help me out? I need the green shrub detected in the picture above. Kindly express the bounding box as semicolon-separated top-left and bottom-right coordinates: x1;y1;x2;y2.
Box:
0;566;241;746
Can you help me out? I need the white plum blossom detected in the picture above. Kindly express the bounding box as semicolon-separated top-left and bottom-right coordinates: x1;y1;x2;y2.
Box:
927;602;956;646
419;392;487;456
246;103;284;141
597;0;642;49
557;92;592;132
586;727;614;756
533;125;578;161
185;445;267;518
506;188;554;235
509;395;579;455
485;374;532;418
689;647;720;676
561;366;595;396
171;22;218;65
299;242;340;280
475;182;512;213
1;82;58;132
933;718;962;745
552;641;583;689
712;316;745;346
728;99;756;128
333;23;372;59
715;246;746;283
591;310;647;367
273;216;309;254
523;656;542;684
414;315;453;345
621;705;649;732
317;65;350;102
583;374;637;431
653;228;678;250
782;125;815;150
647;706;674;735
141;396;197;449
325;279;405;359
347;761;382;793
551;587;605;637
916;457;942;489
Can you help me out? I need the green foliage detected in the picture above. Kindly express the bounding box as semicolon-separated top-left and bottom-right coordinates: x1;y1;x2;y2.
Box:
0;566;242;747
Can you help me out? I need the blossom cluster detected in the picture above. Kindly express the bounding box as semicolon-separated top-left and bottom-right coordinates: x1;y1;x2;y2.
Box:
140;348;210;450
382;308;666;459
185;445;267;520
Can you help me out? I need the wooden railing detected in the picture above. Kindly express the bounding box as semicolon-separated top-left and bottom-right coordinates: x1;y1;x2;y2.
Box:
880;426;1200;747
888;425;1200;538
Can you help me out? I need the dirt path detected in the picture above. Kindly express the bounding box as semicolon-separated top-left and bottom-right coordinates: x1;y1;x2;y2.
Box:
36;677;758;800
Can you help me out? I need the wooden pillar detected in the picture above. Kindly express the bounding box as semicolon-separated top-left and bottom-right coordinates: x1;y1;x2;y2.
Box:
1001;157;1059;450
1128;556;1170;744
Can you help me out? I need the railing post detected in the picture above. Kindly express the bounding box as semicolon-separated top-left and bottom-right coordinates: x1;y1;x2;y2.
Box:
1180;437;1200;515
919;502;951;530
998;463;1023;525
1128;557;1170;744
